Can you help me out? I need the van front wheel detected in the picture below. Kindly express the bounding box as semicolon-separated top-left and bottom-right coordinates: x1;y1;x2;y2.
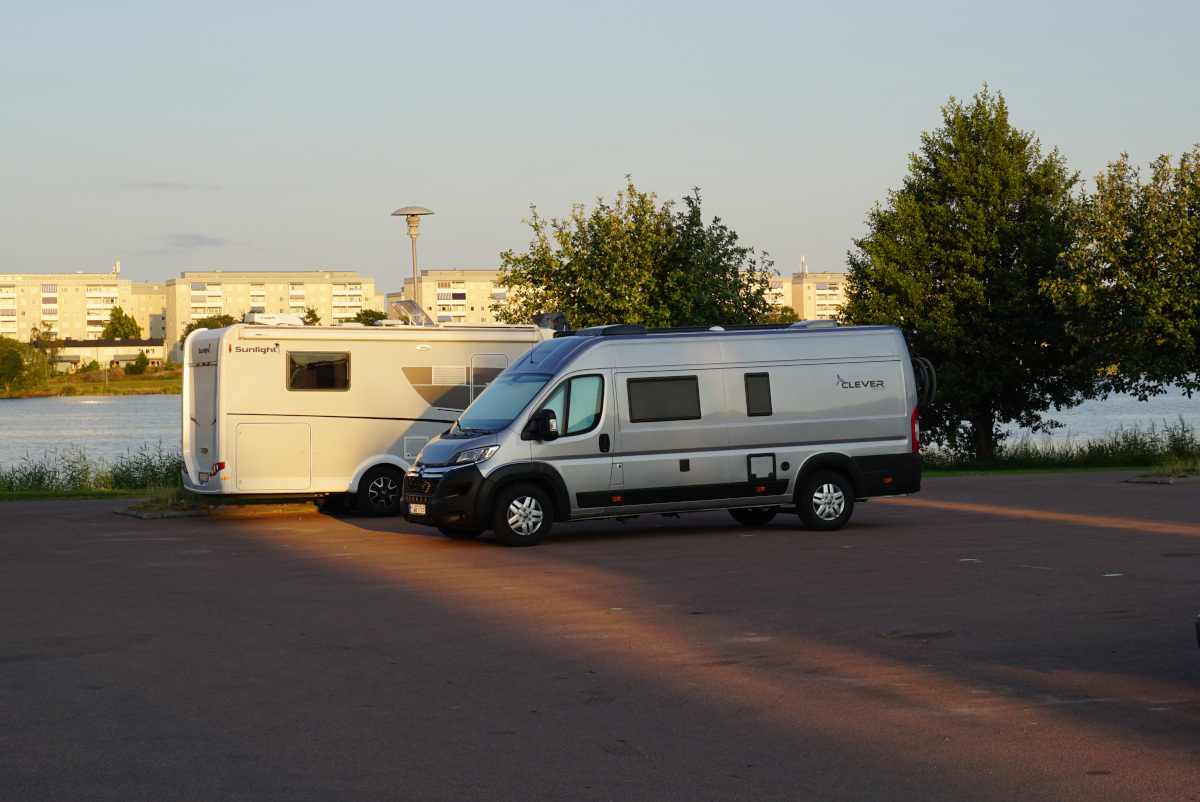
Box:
797;471;854;531
492;484;553;546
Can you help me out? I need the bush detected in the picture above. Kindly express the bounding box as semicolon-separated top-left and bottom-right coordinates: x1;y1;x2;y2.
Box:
923;417;1200;472
124;352;150;376
0;444;182;492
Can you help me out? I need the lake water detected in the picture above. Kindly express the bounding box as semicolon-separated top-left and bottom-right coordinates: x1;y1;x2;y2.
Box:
0;386;1196;470
0;395;181;469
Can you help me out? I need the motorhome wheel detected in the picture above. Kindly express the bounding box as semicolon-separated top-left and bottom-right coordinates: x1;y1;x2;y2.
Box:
357;465;403;517
492;483;553;546
729;507;779;526
797;471;854;531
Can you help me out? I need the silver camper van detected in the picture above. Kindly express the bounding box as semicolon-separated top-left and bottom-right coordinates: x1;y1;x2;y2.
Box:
402;322;931;545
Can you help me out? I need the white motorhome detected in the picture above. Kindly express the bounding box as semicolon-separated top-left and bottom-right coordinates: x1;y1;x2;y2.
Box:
181;317;557;514
402;322;934;544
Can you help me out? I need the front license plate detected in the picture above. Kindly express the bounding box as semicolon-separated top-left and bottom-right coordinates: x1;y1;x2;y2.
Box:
409;503;426;516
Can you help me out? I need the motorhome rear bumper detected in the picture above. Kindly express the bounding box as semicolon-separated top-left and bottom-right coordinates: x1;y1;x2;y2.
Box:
402;463;488;530
853;452;922;497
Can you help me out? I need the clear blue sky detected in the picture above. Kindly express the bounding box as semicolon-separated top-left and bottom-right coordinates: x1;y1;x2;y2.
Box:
3;0;1197;291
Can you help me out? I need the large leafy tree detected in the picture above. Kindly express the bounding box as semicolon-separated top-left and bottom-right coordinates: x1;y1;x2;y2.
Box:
1;336;51;392
841;88;1091;461
102;306;142;339
492;178;774;328
1045;146;1200;399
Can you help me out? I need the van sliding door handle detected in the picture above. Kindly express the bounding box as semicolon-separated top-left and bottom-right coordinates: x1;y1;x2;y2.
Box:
599;434;610;453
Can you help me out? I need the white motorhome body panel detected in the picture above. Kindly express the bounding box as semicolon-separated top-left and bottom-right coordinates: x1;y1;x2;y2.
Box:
235;423;310;490
182;322;552;504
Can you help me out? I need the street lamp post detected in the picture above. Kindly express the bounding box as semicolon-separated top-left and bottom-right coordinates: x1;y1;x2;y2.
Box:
392;206;434;311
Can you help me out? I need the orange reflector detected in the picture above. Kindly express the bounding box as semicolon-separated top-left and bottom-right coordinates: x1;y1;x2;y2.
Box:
611;495;622;503
756;486;765;492
883;477;893;484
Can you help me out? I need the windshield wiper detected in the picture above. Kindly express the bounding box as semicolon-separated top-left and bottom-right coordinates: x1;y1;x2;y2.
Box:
455;426;492;436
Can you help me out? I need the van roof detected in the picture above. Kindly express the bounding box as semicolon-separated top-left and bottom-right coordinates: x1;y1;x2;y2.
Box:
557;321;895;339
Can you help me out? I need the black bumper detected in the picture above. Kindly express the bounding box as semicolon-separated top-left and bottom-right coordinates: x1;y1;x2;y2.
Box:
853;452;922;497
402;463;489;530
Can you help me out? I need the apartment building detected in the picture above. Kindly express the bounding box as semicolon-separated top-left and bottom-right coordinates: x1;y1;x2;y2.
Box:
131;282;168;339
0;266;134;341
387;269;504;324
165;270;385;343
791;268;847;321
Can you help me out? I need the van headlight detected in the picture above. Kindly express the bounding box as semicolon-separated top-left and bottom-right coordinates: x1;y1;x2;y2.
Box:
451;445;500;465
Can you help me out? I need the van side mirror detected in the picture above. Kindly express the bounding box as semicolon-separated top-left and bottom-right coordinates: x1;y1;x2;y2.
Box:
523;409;560;442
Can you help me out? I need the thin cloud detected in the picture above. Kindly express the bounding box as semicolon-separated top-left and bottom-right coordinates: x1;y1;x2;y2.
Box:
131;233;236;256
163;233;231;251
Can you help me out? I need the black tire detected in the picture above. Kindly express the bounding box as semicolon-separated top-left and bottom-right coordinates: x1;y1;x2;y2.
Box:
356;465;404;517
728;506;779;526
492;483;553;547
796;470;855;531
437;525;484;540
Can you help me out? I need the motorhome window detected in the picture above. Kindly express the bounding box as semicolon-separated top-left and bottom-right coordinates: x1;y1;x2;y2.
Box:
745;372;772;416
627;376;701;422
457;372;552;432
287;352;350;390
539;375;604;436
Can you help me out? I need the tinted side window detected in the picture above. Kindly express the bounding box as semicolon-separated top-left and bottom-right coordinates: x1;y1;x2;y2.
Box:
539;375;604;436
627;376;701;423
288;352;350;390
565;375;603;434
745;372;772;416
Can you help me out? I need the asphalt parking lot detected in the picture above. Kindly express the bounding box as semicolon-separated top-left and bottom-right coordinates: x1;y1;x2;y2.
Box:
2;471;1198;801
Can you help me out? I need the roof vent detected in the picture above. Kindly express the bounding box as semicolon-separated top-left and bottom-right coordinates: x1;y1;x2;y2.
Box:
245;313;305;326
789;320;839;329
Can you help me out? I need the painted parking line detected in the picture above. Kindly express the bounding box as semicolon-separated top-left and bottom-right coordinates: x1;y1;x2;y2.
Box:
878;497;1200;538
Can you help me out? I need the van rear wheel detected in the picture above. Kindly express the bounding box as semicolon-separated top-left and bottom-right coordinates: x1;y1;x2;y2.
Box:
797;471;854;531
492;483;553;546
729;506;778;526
357;465;403;517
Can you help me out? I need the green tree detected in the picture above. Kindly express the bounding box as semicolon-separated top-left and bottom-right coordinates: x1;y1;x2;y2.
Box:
492;178;774;328
353;309;387;326
179;314;237;345
763;305;801;324
0;337;25;390
841;88;1090;461
303;305;322;325
1045;146;1200;399
102;306;142;339
1;336;51;392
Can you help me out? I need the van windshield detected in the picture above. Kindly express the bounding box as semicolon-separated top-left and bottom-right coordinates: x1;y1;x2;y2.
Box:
455;372;553;433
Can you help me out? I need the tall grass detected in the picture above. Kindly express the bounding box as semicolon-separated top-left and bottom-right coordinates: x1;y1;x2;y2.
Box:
0;443;182;492
924;416;1200;472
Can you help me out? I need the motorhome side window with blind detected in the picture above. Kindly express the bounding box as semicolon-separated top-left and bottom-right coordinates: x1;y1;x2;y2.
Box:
744;372;772;416
627;376;701;422
287;352;350;390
